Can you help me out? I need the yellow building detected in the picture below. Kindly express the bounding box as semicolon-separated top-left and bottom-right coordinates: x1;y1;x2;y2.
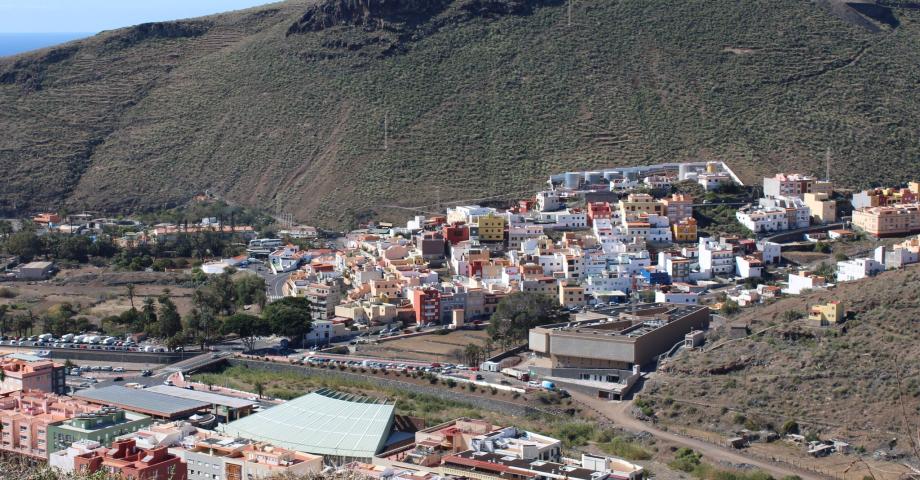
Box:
671;217;698;243
558;282;586;309
804;192;837;223
618;193;666;221
477;214;506;243
808;301;844;326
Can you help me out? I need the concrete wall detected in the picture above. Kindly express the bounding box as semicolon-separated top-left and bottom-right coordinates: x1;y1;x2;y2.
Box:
38;348;196;365
228;359;543;418
633;308;709;366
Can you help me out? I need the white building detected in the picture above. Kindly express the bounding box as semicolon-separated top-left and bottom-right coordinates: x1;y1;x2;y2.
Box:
735;255;763;279
736;207;788;233
836;258;884;283
698;237;734;277
49;440;105;473
759;196;811;229
756;241;782;264
446;205;496;224
697;172;733;191
536;191;562;212
655;290;699;304
787;271;828;295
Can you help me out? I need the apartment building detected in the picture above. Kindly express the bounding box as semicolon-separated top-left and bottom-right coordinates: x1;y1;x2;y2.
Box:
587;202;613;226
618;194;665;220
558;282;586;309
671;217;697;243
335;301;397;325
0;353;67;395
758;196;811;229
47;407;151;454
763;173;832;199
803;192;837;223
536;191;562;212
178;434;322;480
476;214;506;243
661;194;693;223
851;186;919;209
507;225;544;251
411;287;442;325
698;238;734;277
73;438;186;480
0;391;96;459
736;207;787;233
852;204;920;237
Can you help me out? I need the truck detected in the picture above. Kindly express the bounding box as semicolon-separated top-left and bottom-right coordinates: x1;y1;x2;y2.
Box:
501;368;530;382
38;333;53;342
61;334;75;342
102;337;116;345
540;380;556;390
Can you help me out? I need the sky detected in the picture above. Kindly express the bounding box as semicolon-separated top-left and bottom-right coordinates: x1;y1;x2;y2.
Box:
0;0;275;33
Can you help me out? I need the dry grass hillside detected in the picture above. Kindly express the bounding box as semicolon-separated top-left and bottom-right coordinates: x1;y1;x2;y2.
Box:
2;0;920;227
648;265;920;454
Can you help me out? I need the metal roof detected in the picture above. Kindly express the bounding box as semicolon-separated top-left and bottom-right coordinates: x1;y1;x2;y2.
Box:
74;386;210;418
218;388;394;459
146;385;256;409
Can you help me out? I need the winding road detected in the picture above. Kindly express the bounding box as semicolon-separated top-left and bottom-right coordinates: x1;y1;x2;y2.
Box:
570;391;827;480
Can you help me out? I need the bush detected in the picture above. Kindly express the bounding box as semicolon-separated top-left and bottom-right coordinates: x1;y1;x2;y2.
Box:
553;422;596;448
780;419;799;435
0;287;17;298
669;448;702;473
600;437;653;461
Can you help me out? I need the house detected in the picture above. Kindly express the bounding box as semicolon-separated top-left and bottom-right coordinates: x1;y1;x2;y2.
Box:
476;214;506;243
16;261;55;280
698;237;734;277
735;255;763;279
736;207;787;233
558;282;586;309
697;172;733;191
655;289;699;305
662;194;693;223
787;271;827;295
809;301;844;326
836;258;884;282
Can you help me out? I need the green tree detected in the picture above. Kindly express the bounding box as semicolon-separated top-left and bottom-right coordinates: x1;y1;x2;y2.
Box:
0;305;8;336
141;297;158;333
157;295;183;339
720;299;740;315
4;231;41;261
221;314;270;353
488;292;567;349
262;297;313;345
235;274;267;309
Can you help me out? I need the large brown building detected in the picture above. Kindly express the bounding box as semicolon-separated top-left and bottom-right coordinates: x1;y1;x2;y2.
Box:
852;204;920;238
529;304;710;370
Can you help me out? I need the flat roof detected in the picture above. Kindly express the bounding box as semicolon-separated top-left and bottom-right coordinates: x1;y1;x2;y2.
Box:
22;261;53;269
74;386;210;418
145;385;256;409
219;388;394;459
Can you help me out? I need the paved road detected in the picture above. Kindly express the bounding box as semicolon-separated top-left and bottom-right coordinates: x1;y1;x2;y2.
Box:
570;391;826;480
242;262;291;299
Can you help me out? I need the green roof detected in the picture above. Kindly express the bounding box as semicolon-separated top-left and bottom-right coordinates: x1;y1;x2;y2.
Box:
218;389;394;459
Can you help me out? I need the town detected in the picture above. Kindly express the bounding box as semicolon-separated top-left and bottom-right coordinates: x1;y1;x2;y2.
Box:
1;160;919;480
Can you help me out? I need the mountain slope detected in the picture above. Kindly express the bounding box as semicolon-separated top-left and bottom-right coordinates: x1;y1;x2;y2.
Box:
649;265;920;452
2;0;920;227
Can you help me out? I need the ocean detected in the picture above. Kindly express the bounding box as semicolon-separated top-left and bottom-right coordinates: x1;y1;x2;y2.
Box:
0;32;94;58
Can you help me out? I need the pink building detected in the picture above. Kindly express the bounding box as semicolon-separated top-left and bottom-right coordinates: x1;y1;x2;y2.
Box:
0;353;67;395
0;390;96;459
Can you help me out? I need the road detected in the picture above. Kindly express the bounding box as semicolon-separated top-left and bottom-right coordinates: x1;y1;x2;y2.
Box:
570;391;826;480
242;262;291;299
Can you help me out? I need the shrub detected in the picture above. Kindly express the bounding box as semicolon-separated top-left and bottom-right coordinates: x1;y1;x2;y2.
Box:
600;437;653;461
780;419;799;435
669;448;702;473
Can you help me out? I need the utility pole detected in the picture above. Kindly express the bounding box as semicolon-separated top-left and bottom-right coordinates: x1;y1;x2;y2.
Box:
825;146;831;183
568;0;573;26
383;112;389;151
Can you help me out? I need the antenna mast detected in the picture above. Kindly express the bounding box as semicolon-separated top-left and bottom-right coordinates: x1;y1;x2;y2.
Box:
825;147;831;183
568;0;573;26
384;112;389;151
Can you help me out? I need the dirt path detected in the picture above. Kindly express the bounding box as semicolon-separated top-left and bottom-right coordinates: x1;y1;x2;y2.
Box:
570;391;828;480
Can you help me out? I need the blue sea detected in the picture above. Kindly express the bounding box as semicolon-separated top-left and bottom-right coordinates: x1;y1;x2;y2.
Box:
0;32;94;58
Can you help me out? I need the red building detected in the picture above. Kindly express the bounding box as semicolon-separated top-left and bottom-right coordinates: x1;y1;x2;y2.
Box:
73;438;186;480
587;202;613;226
411;287;442;326
443;223;470;245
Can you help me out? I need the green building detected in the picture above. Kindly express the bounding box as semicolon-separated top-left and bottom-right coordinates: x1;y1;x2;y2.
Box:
47;407;152;454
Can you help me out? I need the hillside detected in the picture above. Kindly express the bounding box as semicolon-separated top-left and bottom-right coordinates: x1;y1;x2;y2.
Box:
2;0;920;227
648;265;920;454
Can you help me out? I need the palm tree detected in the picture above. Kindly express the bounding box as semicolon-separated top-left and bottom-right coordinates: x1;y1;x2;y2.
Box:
126;284;136;310
254;381;265;399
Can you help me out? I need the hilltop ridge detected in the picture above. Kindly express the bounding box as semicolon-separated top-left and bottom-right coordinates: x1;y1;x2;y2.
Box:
2;0;920;227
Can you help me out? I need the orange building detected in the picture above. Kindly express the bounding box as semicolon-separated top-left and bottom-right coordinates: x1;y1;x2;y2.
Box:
32;213;61;225
586;202;612;226
0;390;96;459
671;217;698;243
73;438;186;480
1;353;67;395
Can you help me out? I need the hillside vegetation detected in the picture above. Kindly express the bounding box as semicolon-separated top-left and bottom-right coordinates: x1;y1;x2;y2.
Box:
649;265;920;454
2;0;920;227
